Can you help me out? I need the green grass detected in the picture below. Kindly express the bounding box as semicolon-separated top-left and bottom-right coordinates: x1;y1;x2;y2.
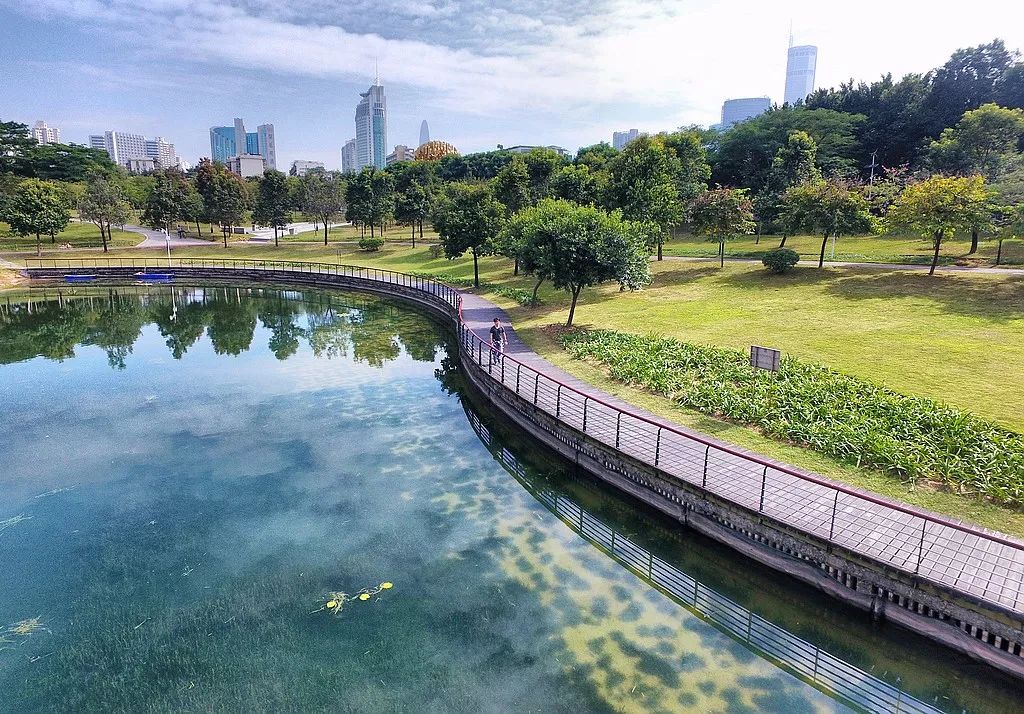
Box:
8;241;1024;533
662;232;1024;266
0;221;142;250
561;329;1024;505
286;223;440;244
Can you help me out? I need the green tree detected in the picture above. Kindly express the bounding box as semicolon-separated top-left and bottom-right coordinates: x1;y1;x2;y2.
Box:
3;178;69;256
929;103;1024;180
253;169;290;246
79;174;131;253
575;142;619;171
432;182;506;288
141;169;189;234
24;143;119;182
887;175;992;275
780;180;876;267
660;130;712;205
607;135;683;260
690;188;756;267
392;161;436;245
211;171;249;247
301;170;347;245
501;199;651;326
493;156;531;214
550;164;605;206
522;148;565;202
179;185;205;236
0;121;37;175
771;130;822;186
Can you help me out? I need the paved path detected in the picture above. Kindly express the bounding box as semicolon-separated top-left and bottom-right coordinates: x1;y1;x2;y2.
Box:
129;225;212;248
662;254;1024;275
454;286;1024;615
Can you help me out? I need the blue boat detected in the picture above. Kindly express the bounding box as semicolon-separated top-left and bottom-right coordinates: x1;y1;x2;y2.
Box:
135;272;173;283
64;274;96;283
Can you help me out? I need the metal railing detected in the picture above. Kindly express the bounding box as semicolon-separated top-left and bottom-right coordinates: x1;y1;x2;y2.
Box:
24;257;1024;619
464;407;941;714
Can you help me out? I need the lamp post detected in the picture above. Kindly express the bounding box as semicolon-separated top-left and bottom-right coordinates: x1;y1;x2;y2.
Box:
163;228;171;267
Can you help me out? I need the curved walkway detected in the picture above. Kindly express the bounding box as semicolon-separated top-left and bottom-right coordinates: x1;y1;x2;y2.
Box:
662;254;1024;275
22;258;1024;623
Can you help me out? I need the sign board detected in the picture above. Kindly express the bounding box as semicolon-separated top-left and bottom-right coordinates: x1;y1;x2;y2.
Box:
750;345;781;372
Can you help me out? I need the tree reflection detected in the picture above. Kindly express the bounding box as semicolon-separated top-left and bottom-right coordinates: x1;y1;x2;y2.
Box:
0;285;452;371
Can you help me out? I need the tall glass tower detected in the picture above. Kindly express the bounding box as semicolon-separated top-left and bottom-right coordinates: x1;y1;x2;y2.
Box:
784;44;818;106
355;79;388;170
419;120;430;146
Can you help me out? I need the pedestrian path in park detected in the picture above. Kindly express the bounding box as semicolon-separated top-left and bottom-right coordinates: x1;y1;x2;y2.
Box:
454;287;1024;616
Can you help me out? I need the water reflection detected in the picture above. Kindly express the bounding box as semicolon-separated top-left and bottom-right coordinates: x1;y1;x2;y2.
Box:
0;285;447;370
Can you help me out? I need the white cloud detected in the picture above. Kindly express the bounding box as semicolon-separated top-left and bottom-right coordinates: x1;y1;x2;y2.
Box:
6;0;1024;154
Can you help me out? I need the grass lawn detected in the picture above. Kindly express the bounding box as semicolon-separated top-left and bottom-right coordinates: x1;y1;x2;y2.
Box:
285;223;440;244
662;232;1024;266
0;220;143;251
8;241;1024;534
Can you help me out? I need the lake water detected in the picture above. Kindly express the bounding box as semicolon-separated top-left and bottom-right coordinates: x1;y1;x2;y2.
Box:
0;284;1019;712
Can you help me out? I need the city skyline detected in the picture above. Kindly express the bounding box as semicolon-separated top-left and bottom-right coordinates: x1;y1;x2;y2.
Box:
3;1;1023;170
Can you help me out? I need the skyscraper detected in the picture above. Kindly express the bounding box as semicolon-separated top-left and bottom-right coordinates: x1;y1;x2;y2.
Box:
32;120;60;145
720;97;771;128
612;129;639;150
88;131;147;167
210;118;276;169
419;120;430;146
784;43;818;105
341;139;357;174
355;79;387;170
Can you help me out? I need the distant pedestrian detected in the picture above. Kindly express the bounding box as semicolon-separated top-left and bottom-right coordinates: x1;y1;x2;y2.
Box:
489;317;507;364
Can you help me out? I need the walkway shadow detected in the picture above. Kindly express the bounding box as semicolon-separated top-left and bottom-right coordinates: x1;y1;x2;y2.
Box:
825;270;1024;321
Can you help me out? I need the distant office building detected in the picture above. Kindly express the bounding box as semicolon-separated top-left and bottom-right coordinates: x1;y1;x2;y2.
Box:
419;120;430;146
386;144;415;166
31;120;60;145
209;118;276;168
504;145;569;158
720;97;771;128
612;129;639;150
145;136;179;168
88;131;147;167
126;157;157;174
290;160;324;177
341;139;357;174
784;44;818;105
355;80;387;169
227;154;266;178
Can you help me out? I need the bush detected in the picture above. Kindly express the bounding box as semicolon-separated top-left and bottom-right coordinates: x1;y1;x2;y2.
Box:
358;236;384;251
428;244;445;258
762;247;800;273
559;328;1024;505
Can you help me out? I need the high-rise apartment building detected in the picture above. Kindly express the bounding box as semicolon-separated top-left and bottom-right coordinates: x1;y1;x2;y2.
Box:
145;137;179;168
210;118;276;169
341;139;357;174
355;80;387;170
720;97;772;128
89;131;147;167
784;44;818;105
290;160;324;177
386;145;415;166
419;120;430;146
32;120;60;145
612;129;639;150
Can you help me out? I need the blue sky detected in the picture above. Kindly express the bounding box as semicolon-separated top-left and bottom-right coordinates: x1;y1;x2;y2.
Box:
2;0;1023;169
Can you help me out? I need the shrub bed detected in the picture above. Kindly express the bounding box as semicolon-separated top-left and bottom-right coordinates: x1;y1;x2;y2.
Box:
560;329;1024;505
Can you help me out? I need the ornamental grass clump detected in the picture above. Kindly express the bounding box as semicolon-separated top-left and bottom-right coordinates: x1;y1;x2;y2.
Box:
560;329;1024;505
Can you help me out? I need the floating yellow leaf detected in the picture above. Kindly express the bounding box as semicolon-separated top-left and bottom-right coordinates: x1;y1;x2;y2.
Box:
380;582;393;589
326;600;337;609
358;593;370;601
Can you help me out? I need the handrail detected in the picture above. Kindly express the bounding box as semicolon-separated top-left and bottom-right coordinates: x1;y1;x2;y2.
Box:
22;256;1024;612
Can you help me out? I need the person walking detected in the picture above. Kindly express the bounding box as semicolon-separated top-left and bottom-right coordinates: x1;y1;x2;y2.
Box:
489;317;508;365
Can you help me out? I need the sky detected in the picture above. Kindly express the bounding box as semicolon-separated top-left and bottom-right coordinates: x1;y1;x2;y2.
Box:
2;0;1024;170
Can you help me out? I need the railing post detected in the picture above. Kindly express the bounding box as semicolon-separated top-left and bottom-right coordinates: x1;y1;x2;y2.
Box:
915;521;927;574
500;353;505;383
582;397;588;433
534;374;539;405
702;445;710;487
515;364;521;394
828;491;839;540
615;412;622;449
556;385;561;417
758;466;768;512
654;428;661;467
